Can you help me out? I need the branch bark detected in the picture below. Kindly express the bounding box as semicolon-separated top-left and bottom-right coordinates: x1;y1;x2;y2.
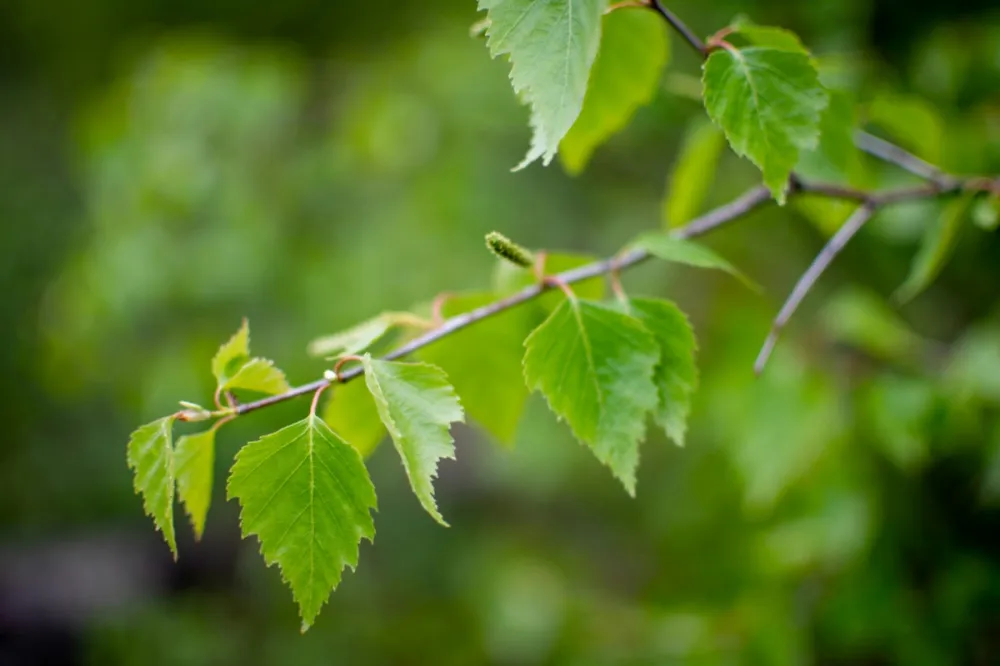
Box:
230;6;996;417
644;5;984;371
234;177;973;417
754;202;877;374
648;0;707;55
853;130;955;187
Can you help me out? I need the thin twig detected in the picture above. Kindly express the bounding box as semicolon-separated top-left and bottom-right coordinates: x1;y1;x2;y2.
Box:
234;183;769;416
228;8;993;416
751;178;966;374
754;203;877;374
232;177;975;417
676;185;772;236
646;8;977;373
854;130;954;187
792;177;870;202
648;1;707;55
649;5;954;193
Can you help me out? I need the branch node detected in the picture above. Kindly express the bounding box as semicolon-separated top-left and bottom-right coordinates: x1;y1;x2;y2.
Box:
224;172;986;417
705;27;735;53
542;275;577;301
609;255;628;303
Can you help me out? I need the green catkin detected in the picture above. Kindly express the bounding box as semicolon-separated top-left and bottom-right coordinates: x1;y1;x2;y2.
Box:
485;231;536;268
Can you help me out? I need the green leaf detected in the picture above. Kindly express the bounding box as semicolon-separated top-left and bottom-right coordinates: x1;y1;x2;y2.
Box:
663;117;726;228
175;429;216;540
308;312;429;359
628;298;698;446
479;0;607;168
127;416;178;558
522;299;660;494
212;319;290;395
493;251;605;312
631;231;754;288
795;89;857;181
361;355;464;525
702;46;828;202
308;315;394;358
895;192;975;303
212;319;250;388
322;379;386;458
418;292;534;446
227;416;377;631
729;16;808;53
226;358;291;395
560;8;669;173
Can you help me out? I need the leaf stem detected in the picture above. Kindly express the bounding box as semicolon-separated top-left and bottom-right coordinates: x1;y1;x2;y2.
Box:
606;0;651;14
211;414;235;432
609;255;628;304
542;275;577;300
332;355;365;380
309;384;330;418
431;292;453;327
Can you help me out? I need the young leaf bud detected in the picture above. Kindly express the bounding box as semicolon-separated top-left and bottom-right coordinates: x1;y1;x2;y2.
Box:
486;231;536;269
177;401;213;422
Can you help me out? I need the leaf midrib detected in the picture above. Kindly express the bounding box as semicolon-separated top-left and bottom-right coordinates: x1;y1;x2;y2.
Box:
570;300;605;416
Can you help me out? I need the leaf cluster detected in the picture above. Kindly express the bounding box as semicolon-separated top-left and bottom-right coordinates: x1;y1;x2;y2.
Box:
127;231;738;627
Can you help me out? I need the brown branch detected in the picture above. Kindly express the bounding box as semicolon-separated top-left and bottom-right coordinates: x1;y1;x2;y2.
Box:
648;1;707;55
754;202;877;374
853;130;955;187
646;5;987;372
230;8;997;415
791;177;869;202
649;3;956;190
753;177;970;372
233;177;974;417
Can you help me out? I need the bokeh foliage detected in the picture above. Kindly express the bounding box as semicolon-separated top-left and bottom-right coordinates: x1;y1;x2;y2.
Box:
1;0;1000;663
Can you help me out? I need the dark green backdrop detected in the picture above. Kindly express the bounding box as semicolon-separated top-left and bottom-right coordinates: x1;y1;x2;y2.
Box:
1;0;999;663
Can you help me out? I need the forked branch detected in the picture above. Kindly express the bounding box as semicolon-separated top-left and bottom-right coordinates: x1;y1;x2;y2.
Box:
233;175;978;417
227;4;996;418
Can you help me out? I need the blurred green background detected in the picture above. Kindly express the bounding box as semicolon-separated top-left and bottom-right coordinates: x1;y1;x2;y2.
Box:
2;0;1000;664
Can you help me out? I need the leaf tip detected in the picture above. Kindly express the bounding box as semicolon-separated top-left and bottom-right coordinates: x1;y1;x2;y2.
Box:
433;513;450;528
620;475;637;498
